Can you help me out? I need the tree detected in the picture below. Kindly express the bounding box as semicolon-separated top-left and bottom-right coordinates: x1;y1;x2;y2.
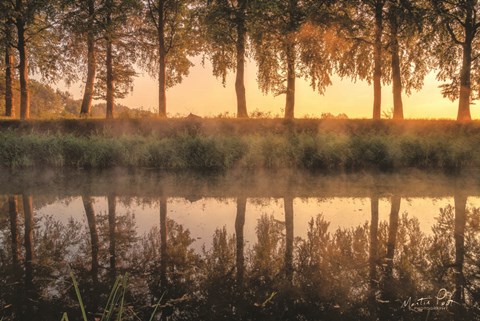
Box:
250;0;337;119
0;1;16;117
377;195;400;318
385;0;429;120
387;0;404;119
61;0;100;116
453;193;467;303
23;195;34;290
372;0;385;120
235;198;246;286
369;194;379;301
96;0;142;119
29;80;65;116
431;1;480;121
15;0;44;119
14;0;28;115
338;0;429;120
159;196;167;293
140;0;199;118
108;194;117;280
8;195;20;269
82;0;97;116
82;196;99;284
201;0;249;117
5;0;69;119
337;0;386;119
284;196;294;281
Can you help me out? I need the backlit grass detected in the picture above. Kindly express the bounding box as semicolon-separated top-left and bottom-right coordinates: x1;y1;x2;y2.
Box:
0;127;478;172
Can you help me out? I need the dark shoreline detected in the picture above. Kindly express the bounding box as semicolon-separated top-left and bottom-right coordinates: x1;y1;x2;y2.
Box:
1;118;480;136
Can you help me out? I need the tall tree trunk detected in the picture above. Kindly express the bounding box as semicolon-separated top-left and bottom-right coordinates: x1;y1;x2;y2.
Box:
369;194;379;291
389;13;403;120
106;39;114;118
23;195;34;289
378;195;400;320
235;0;248;118
284;0;297;119
235;198;246;287
284;196;294;282
82;196;99;284
458;23;473;121
453;194;466;304
22;194;36;319
385;196;400;277
9;196;19;268
158;0;167;118
373;0;383;120
16;3;30;120
160;197;168;291
108;194;117;280
382;195;400;301
159;196;168;321
5;19;15;117
80;0;96;116
369;194;379;318
9;195;22;318
285;42;295;119
105;1;114;119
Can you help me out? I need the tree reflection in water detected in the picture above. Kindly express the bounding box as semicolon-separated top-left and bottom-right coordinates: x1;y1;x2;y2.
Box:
1;192;480;320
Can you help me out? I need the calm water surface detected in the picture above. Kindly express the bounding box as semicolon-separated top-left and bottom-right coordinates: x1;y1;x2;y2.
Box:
1;169;480;321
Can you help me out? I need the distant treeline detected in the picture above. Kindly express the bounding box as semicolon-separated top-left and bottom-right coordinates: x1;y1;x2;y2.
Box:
0;78;153;118
0;1;478;120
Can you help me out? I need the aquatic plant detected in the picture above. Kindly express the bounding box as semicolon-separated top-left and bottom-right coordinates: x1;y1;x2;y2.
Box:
63;272;165;321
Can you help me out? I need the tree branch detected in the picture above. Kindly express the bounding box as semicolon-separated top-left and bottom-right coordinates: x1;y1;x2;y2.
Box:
147;0;160;31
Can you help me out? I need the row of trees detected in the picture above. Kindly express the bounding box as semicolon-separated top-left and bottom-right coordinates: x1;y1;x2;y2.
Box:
0;0;479;121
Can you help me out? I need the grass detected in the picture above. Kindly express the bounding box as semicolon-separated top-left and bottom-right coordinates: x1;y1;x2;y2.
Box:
0;119;479;172
64;272;165;321
3;118;480;137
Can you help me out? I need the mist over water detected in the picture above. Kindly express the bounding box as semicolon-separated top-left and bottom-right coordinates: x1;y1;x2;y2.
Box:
1;169;480;320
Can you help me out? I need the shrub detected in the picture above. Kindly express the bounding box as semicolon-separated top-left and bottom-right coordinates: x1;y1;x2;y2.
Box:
0;128;478;172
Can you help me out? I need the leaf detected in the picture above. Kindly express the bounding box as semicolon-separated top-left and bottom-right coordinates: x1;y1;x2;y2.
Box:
70;271;88;321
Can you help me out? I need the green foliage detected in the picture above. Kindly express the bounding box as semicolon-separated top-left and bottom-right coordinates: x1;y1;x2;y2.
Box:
0;79;79;118
347;135;393;170
398;135;474;171
432;1;480;101
95;0;143;101
0;126;479;172
69;271;88;321
200;0;248;85
287;133;348;170
250;0;336;96
336;0;431;97
139;0;199;87
65;272;164;321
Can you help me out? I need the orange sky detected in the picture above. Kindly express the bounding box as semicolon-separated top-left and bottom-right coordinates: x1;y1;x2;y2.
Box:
63;56;478;119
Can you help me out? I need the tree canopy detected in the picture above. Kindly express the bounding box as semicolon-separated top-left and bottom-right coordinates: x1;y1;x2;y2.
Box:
0;0;478;120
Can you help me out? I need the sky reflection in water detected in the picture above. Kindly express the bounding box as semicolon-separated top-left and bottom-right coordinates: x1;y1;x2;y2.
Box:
1;170;480;321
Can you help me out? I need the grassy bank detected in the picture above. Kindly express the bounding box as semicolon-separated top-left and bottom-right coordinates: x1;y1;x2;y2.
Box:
0;119;478;172
2;118;480;136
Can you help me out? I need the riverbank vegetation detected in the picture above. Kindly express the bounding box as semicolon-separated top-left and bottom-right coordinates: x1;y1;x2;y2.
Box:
0;119;478;172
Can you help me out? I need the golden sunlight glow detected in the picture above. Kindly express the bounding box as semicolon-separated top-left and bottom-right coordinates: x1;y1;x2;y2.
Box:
64;57;474;119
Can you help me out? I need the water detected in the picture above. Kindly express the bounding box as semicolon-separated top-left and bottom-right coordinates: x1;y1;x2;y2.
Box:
1;169;480;320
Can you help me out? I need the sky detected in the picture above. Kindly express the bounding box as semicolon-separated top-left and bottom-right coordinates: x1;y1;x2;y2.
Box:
62;56;480;119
